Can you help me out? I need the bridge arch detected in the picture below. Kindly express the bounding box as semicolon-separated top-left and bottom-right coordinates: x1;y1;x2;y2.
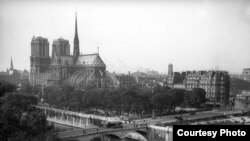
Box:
90;136;102;141
123;132;147;141
105;134;121;139
136;130;147;136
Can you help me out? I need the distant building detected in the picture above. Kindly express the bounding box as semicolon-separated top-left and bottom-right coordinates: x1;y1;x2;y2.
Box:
166;76;174;88
234;90;250;112
29;13;106;89
145;69;160;76
166;70;230;106
173;83;186;89
20;69;29;86
166;72;186;88
0;58;20;85
104;71;167;89
168;63;173;76
115;74;137;89
104;72;137;89
230;73;241;79
242;68;250;82
131;71;167;88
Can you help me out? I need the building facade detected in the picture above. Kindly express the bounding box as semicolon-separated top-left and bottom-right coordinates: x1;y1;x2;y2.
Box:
115;74;137;89
166;70;230;106
131;71;167;88
168;63;173;76
234;90;250;112
242;68;250;82
30;14;106;89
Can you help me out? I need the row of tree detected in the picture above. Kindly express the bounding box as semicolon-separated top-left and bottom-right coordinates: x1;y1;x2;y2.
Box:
230;77;250;95
42;85;206;116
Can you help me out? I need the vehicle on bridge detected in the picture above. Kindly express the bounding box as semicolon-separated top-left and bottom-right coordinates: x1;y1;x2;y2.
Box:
103;121;123;128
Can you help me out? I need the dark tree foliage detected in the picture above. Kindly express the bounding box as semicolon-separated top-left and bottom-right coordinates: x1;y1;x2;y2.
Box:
0;81;16;97
0;92;55;141
19;82;32;95
188;88;207;107
153;83;170;93
230;77;250;95
32;85;41;96
70;90;84;111
183;90;191;106
151;91;171;112
168;89;185;107
43;85;207;117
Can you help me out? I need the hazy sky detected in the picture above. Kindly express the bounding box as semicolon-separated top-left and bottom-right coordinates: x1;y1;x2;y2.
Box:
1;0;250;74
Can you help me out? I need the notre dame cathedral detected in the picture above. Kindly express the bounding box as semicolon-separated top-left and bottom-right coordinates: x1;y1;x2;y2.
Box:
29;13;106;89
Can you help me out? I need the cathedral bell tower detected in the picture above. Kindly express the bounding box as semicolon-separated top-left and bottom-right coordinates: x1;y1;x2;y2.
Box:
73;12;80;64
30;36;50;73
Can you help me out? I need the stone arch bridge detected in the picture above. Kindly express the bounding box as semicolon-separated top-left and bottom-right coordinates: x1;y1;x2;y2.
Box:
57;126;148;141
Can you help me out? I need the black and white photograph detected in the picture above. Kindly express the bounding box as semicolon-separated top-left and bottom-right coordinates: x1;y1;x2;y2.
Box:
0;0;250;141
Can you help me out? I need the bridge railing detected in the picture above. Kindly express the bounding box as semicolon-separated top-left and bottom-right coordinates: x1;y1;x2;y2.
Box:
35;105;122;123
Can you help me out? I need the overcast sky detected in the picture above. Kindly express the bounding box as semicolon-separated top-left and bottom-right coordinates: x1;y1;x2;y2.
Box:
0;0;250;74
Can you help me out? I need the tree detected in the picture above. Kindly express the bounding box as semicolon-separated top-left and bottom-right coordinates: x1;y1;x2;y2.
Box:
32;85;41;96
43;86;55;101
121;89;139;114
0;93;55;141
189;88;207;107
0;81;16;97
98;89;110;115
82;90;97;112
169;89;185;107
183;90;191;107
45;89;64;106
70;90;84;111
136;93;151;115
151;91;171;113
19;83;32;95
230;77;250;95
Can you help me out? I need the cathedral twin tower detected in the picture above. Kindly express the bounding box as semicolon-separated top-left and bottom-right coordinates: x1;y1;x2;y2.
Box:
30;13;106;89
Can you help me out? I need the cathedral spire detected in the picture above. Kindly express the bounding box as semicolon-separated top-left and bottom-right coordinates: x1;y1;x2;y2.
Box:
73;12;80;63
97;47;99;54
10;57;13;70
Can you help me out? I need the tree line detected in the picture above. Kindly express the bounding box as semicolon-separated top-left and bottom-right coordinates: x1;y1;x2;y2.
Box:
230;77;250;95
41;84;207;117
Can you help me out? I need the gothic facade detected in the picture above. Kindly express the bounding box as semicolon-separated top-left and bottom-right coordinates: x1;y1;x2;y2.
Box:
30;14;106;89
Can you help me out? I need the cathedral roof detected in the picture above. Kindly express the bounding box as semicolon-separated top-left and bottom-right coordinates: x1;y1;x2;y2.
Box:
76;53;106;67
60;56;74;65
